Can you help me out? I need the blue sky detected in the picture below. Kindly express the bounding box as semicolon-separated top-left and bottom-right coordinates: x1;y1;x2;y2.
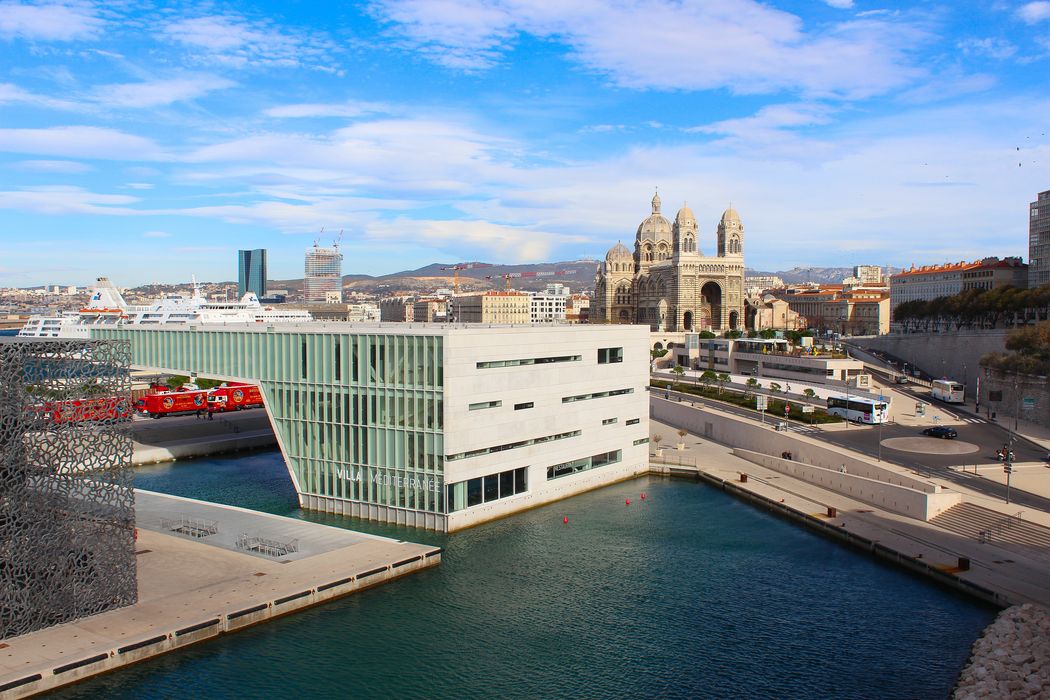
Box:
2;0;1049;287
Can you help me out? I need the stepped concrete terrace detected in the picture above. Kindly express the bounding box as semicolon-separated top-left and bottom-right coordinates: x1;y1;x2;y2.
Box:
0;490;440;698
649;403;1050;608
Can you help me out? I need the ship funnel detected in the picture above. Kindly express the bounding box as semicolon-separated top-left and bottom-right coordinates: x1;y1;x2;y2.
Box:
88;277;127;309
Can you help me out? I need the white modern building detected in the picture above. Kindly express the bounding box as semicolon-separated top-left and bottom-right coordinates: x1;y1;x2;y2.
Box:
530;293;567;323
93;323;652;531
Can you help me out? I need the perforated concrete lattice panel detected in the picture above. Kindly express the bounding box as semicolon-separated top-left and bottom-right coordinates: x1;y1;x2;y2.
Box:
0;338;136;640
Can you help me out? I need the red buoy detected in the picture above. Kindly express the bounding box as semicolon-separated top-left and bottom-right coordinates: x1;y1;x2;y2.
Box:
641;493;646;500
563;516;568;524
626;498;631;505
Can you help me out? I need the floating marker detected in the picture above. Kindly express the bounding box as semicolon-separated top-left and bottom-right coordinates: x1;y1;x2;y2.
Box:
626;498;631;506
641;493;646;500
563;516;568;524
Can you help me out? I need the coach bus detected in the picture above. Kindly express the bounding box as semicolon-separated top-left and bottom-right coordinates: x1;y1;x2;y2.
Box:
826;395;889;424
930;379;965;403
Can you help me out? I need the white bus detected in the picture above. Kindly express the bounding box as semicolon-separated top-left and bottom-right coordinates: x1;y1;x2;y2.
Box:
931;379;965;403
826;395;889;424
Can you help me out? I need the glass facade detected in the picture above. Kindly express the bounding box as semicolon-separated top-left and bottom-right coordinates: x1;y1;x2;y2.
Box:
237;249;267;298
92;327;446;525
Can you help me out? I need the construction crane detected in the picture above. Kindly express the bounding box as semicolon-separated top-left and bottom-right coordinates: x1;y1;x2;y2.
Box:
486;269;577;291
440;262;492;294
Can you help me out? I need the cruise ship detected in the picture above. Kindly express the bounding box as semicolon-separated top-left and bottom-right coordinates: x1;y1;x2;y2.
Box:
18;277;313;338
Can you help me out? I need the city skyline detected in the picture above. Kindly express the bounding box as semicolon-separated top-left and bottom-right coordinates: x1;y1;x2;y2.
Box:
2;1;1050;287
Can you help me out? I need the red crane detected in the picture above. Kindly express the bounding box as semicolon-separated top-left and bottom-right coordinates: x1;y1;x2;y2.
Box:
485;269;577;290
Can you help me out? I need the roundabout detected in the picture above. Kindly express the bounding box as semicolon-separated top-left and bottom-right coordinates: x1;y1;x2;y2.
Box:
880;436;981;456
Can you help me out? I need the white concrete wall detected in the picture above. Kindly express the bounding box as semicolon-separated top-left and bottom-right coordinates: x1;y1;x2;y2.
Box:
444;325;651;530
732;449;960;520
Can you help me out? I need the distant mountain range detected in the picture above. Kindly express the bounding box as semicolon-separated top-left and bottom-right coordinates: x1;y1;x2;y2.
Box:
131;262;872;296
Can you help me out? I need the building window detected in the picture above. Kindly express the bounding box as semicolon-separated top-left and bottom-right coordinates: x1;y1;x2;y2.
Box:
448;466;529;512
598;347;624;364
445;430;581;462
562;388;634;403
469;400;502;411
546;450;622;480
514;402;534;410
602;417;617;425
477;355;581;369
626;418;640;425
633;438;649;446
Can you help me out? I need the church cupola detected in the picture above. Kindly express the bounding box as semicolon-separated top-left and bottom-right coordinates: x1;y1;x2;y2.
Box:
717;206;744;257
673;203;699;256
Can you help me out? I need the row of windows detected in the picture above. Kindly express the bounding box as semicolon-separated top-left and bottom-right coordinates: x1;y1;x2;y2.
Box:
477;355;582;369
546;449;622;480
562;388;634;403
633;438;650;446
447;467;528;512
445;430;581;462
469;400;501;411
597;347;624;364
627;418;640;425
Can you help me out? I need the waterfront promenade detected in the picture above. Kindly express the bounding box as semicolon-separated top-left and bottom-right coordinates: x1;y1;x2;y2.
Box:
650;402;1050;608
0;491;439;698
131;411;276;465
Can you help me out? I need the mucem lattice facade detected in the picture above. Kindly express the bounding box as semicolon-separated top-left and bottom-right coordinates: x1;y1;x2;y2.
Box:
0;338;136;641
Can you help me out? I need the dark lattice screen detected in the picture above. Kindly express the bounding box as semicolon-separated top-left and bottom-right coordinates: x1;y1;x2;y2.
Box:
0;338;136;640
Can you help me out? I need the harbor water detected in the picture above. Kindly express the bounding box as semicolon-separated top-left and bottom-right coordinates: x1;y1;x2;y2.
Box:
55;450;994;699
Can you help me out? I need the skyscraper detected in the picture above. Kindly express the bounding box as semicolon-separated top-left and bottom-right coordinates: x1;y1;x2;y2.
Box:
1030;190;1050;289
304;243;343;303
238;249;267;298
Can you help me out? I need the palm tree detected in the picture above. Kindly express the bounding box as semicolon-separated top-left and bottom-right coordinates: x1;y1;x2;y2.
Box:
803;388;817;399
670;364;685;389
699;370;717;391
716;373;730;394
769;382;782;395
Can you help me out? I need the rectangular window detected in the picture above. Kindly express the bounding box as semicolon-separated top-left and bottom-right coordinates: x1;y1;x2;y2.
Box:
633;438;650;446
484;474;499;502
477;355;581;369
469;400;502;411
499;470;514;497
597;347;624;364
514;466;527;494
562;388;634;403
546;450;622;480
626;418;640;425
467;478;483;507
514;402;534;410
602;417;617;425
445;430;581;462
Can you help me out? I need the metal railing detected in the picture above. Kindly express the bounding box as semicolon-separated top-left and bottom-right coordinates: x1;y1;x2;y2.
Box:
161;516;219;538
978;510;1025;544
236;533;299;558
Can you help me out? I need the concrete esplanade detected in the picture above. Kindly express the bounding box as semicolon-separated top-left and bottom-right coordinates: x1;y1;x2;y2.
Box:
0;491;440;698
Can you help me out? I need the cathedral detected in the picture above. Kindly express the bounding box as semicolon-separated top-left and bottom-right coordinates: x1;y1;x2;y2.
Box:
592;192;745;332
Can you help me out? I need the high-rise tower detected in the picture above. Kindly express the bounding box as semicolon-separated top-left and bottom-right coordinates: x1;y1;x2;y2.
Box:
304;243;343;303
237;249;267;298
1030;190;1050;289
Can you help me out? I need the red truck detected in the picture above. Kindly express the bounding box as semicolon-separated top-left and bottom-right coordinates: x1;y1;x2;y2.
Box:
135;389;210;418
207;383;264;414
41;397;132;423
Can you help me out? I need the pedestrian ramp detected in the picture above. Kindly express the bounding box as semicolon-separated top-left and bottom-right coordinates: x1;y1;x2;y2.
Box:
930;502;1050;553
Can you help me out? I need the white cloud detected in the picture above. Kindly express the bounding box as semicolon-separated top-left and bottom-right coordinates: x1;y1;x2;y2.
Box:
822;0;853;7
14;159;92;173
264;101;389;118
956;37;1017;60
159;13;339;72
91;75;235;109
125;182;153;190
0;185;138;215
0;1;104;41
1018;2;1050;23
0;126;165;160
369;0;928;98
143;230;171;237
0;81;79;110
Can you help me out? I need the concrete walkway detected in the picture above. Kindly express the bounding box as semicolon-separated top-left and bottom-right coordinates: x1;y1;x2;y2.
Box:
651;417;1050;608
0;491;439;698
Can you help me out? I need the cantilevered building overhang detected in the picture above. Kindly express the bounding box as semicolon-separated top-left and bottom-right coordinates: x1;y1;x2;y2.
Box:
92;323;650;531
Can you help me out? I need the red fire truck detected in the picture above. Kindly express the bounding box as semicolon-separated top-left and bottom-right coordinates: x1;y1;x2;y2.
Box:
41;396;132;423
207;383;264;414
135;389;210;418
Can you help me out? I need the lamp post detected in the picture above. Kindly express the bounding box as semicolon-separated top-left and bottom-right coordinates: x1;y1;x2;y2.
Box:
1014;379;1020;431
1005;435;1015;504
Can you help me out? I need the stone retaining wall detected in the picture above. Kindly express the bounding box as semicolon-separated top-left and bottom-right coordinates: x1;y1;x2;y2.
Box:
953;603;1050;699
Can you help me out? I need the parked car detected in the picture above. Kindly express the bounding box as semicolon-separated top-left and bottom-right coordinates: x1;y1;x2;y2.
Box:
922;426;958;439
894;375;909;384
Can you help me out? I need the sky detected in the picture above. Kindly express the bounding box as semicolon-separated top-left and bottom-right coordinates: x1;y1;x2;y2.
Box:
1;0;1049;287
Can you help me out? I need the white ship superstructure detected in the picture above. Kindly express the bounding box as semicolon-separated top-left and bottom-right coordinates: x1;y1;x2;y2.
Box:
19;277;313;338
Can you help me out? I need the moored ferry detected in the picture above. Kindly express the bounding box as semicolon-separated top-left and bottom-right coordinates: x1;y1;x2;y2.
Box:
18;277;313;338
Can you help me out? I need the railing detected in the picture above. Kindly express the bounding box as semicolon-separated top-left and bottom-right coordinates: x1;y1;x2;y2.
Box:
236;533;299;558
161;516;219;538
978;510;1025;544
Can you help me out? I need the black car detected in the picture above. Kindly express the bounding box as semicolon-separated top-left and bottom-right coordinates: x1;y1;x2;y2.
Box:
922;426;958;439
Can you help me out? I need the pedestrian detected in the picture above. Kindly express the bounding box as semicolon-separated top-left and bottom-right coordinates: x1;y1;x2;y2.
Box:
196;409;203;420
208;411;214;421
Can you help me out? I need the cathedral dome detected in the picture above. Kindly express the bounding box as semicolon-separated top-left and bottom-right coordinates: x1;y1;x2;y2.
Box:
676;205;696;223
605;241;632;261
721;207;741;223
637;192;673;243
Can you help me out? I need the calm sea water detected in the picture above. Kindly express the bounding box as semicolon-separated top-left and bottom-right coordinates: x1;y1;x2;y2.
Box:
54;450;993;699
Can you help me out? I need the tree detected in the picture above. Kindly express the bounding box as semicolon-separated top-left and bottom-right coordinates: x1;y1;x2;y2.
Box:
652;434;663;452
769;382;782;395
699;370;717;391
745;377;759;396
716;373;730;394
803;388;817;399
671;364;685;388
699;330;717;339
